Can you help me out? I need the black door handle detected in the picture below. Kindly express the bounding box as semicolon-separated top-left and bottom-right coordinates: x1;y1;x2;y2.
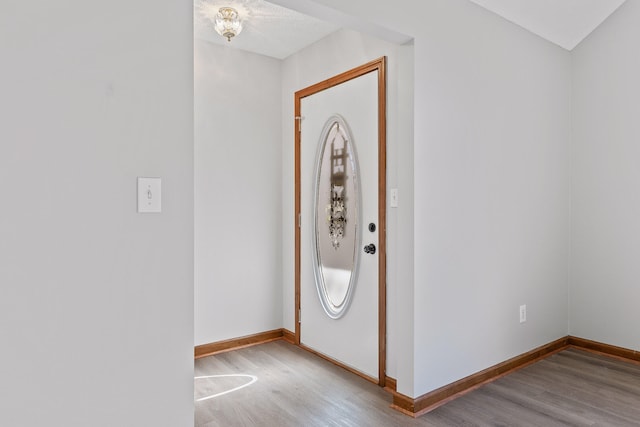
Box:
364;244;376;255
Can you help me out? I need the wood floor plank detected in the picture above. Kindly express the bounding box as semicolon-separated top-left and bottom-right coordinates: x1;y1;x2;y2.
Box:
194;343;640;426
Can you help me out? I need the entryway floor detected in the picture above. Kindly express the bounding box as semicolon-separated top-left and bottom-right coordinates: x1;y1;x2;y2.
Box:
195;340;640;426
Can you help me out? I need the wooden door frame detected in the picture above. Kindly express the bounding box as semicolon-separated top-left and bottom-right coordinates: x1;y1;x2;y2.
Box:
294;57;387;387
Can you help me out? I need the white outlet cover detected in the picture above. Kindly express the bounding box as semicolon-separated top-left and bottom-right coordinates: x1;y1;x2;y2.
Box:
138;177;161;213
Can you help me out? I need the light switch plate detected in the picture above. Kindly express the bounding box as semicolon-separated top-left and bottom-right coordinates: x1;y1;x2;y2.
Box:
390;188;398;208
137;177;161;213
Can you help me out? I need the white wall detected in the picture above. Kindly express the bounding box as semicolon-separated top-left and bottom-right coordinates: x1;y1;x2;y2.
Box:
281;28;415;391
283;0;572;398
571;0;640;350
0;1;193;425
194;41;283;345
412;0;571;397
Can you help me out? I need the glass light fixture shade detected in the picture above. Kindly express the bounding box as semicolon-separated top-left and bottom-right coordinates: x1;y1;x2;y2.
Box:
214;7;243;42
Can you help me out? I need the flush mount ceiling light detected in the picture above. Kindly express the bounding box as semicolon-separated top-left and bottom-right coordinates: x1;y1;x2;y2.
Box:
214;7;243;42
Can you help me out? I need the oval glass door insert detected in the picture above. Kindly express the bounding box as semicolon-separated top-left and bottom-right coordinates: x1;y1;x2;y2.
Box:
312;115;361;319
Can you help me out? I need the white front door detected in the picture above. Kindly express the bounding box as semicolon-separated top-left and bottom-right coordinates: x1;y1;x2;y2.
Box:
297;60;385;382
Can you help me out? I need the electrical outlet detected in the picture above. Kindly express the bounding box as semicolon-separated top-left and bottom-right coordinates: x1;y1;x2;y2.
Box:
519;304;527;323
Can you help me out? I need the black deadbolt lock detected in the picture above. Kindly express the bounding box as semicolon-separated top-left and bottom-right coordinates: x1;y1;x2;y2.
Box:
368;223;376;233
364;244;376;255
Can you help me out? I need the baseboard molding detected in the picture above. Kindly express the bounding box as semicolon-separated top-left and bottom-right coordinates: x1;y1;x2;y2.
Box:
282;329;296;344
195;328;295;359
569;336;640;364
391;335;640;417
384;376;397;393
391;336;570;417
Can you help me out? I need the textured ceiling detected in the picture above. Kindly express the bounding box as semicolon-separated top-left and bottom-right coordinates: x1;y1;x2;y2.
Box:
467;0;627;50
194;0;339;59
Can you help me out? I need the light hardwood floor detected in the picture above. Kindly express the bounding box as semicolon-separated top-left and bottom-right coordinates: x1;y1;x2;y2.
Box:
194;341;640;426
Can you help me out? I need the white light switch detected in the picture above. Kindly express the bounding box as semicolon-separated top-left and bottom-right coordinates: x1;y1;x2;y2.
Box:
390;188;398;208
137;177;161;213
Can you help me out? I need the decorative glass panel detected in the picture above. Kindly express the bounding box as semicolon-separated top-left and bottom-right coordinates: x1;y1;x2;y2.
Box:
312;115;360;319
